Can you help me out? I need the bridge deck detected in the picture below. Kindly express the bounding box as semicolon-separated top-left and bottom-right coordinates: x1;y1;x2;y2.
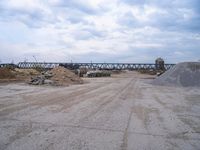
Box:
15;62;175;70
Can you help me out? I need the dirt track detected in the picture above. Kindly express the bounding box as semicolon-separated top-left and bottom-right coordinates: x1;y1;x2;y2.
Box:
0;71;200;150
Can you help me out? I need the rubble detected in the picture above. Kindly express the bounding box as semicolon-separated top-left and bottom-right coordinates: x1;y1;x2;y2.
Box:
29;76;45;85
0;66;83;86
49;66;83;85
28;66;83;86
86;70;111;77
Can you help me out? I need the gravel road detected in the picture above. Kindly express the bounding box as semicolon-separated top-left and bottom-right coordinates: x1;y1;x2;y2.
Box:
0;71;200;150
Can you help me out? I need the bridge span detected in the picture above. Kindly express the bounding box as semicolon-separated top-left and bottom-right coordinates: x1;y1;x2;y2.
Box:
17;62;175;70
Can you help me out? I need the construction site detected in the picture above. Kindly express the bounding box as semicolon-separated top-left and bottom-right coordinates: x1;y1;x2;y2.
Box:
0;59;200;150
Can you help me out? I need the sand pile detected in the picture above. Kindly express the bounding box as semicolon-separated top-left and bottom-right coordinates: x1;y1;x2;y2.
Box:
152;62;200;87
14;68;40;80
49;66;83;86
0;68;16;79
14;68;39;76
0;68;40;82
0;66;82;86
29;66;83;86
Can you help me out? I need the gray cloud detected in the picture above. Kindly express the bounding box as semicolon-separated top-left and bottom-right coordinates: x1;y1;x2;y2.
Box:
119;0;200;32
119;0;200;25
0;0;199;63
51;0;99;14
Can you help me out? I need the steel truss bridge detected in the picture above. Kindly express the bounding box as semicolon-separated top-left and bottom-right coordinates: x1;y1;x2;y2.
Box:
13;62;175;70
0;63;18;68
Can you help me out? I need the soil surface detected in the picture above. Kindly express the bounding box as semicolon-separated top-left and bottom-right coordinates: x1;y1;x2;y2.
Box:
0;71;200;150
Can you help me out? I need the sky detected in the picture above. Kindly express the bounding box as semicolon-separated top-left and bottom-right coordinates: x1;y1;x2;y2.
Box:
0;0;200;63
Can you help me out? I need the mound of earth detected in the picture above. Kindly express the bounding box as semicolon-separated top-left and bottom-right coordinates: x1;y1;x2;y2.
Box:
29;66;83;86
0;68;16;79
49;66;83;86
152;62;200;87
0;68;40;82
14;68;39;76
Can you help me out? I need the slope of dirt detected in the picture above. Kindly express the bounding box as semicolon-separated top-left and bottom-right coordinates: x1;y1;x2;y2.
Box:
48;66;83;86
152;62;200;87
14;68;39;76
0;68;16;79
0;68;40;82
0;67;82;86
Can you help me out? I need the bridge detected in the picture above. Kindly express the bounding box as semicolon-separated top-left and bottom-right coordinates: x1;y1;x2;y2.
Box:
15;62;175;70
0;63;18;69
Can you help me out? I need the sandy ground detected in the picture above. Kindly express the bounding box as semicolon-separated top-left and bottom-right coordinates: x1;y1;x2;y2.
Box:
0;71;200;150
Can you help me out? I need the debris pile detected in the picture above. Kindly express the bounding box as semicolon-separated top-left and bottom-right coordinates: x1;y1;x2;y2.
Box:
152;62;200;87
76;67;88;77
49;66;83;85
86;70;111;77
29;76;46;85
29;66;83;86
14;68;40;80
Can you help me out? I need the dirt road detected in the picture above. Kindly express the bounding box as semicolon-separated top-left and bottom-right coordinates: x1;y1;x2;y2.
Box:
0;71;200;150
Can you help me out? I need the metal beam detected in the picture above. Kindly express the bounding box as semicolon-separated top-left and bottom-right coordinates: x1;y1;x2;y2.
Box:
17;62;175;70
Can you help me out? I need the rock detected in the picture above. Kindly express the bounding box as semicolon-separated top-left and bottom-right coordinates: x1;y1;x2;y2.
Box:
44;79;54;85
29;76;45;85
43;72;53;79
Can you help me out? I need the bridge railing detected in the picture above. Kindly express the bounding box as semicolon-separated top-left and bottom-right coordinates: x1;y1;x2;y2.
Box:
18;62;60;69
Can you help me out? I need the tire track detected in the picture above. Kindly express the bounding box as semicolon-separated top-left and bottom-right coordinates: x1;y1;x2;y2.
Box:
78;78;135;123
0;82;113;117
121;79;140;150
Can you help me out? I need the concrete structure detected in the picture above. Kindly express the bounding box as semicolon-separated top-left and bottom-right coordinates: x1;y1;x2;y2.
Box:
155;58;165;70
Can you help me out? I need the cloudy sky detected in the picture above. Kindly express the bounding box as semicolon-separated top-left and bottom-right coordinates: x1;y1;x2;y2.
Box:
0;0;200;63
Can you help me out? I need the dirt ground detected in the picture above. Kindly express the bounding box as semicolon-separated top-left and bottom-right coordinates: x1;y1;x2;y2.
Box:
0;71;200;150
